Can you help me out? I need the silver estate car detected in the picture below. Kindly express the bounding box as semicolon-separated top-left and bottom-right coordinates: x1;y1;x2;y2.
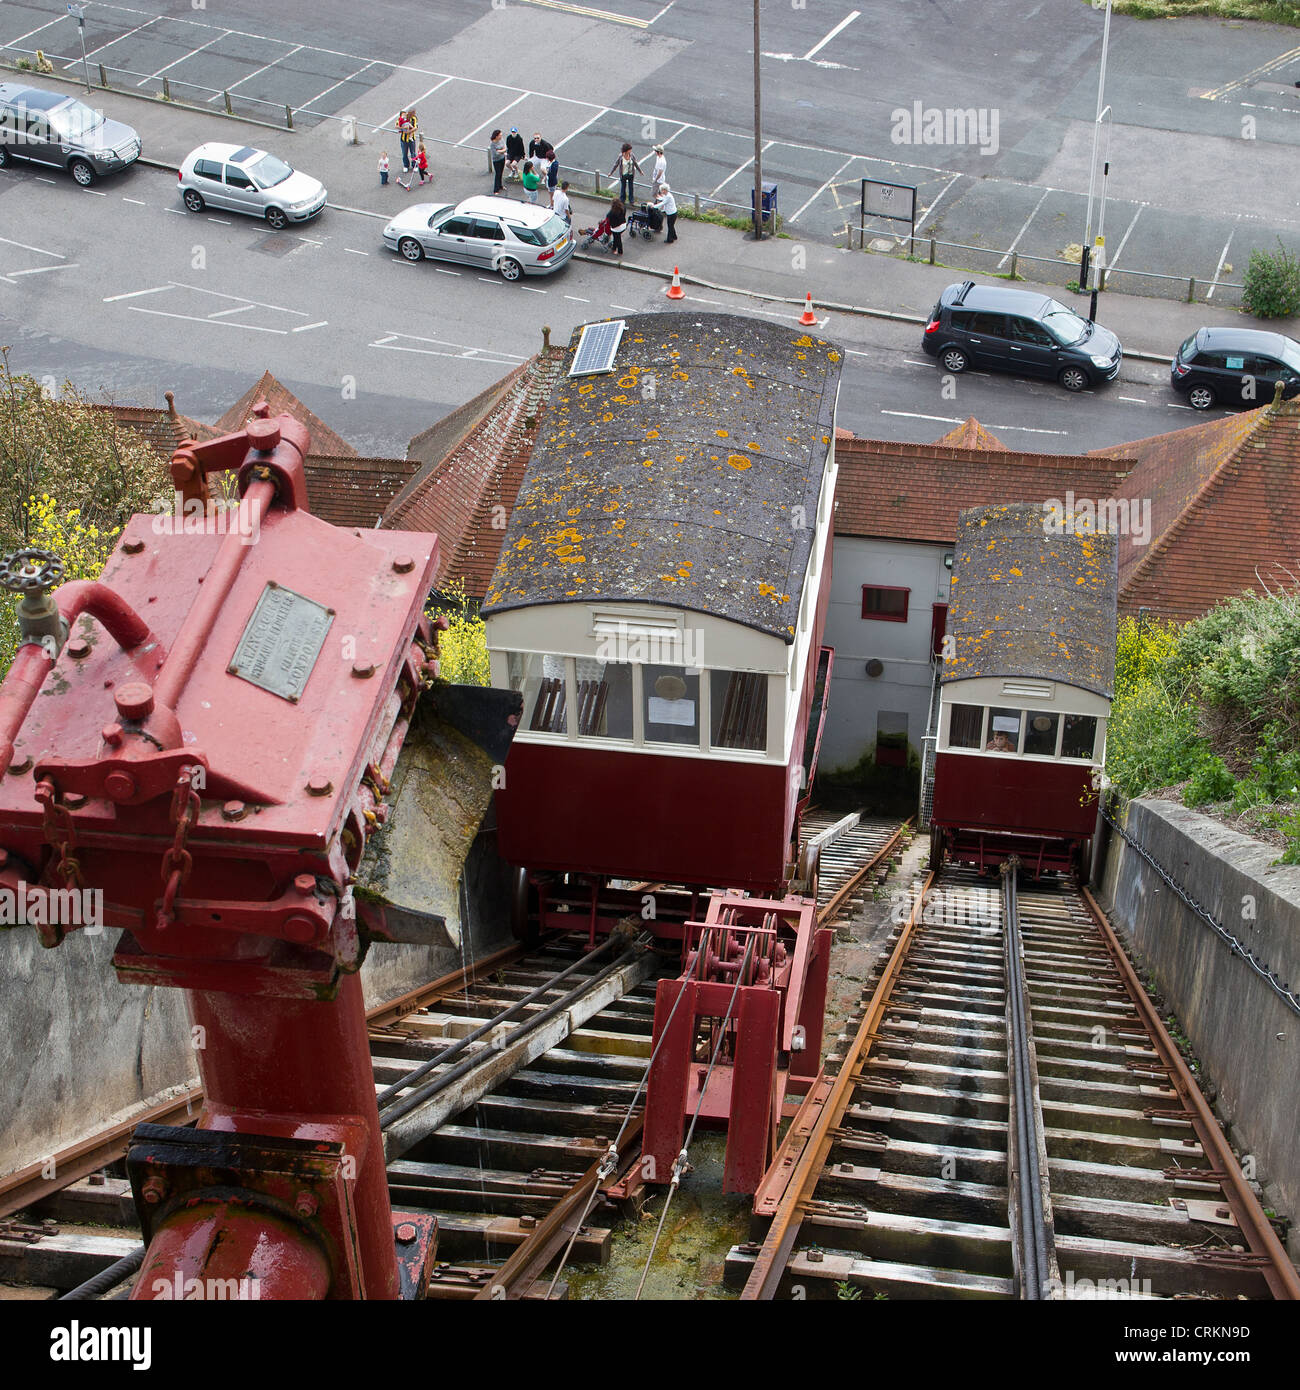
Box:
383;196;573;280
0;83;140;185
178;142;326;229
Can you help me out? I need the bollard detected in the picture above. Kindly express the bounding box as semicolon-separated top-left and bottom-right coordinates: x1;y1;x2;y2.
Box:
929;237;936;265
162;76;171;101
1099;267;1108;292
1009;251;1017;279
285;104;293;130
223;89;233;115
694;192;700;217
98;62;108;88
1187;276;1196;303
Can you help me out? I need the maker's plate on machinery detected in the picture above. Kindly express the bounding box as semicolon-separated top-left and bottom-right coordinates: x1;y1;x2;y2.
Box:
228;582;334;702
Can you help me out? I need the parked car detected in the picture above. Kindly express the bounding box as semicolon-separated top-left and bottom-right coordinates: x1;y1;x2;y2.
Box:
921;281;1123;393
178;142;326;229
383;196;573;281
1170;326;1300;410
0;83;140;185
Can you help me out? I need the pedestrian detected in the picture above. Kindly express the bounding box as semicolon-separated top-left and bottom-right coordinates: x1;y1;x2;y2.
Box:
415;138;430;185
489;128;506;194
521;160;541;204
552;180;571;224
609;142;642;206
607;196;628;256
528;130;547;162
652;181;678;243
505;126;525;180
542;140;559;206
397;109;417;171
378;150;389;186
649;144;667;197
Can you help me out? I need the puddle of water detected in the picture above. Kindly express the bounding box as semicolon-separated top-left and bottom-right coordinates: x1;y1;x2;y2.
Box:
564;1134;751;1301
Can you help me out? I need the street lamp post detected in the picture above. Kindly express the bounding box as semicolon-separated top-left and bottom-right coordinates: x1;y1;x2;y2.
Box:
1089;105;1112;322
1079;0;1113;299
752;0;764;241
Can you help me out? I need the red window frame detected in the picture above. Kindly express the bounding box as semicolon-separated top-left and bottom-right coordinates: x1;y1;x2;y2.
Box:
861;585;910;623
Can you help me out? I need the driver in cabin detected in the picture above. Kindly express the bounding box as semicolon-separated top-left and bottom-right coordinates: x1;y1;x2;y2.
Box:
985;731;1014;752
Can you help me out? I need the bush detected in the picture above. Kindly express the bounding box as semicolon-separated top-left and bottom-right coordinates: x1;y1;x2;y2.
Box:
429;578;489;686
1242;239;1300;320
1183;755;1235;807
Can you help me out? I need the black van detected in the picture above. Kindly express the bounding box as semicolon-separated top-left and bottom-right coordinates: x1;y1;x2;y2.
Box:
921;281;1122;393
1170;326;1300;410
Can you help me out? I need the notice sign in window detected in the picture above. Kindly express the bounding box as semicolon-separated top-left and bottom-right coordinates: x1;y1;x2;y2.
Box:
648;697;696;727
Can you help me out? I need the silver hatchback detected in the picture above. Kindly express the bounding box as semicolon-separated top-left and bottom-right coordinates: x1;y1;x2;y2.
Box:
178;141;326;229
383;195;573;280
0;83;140;185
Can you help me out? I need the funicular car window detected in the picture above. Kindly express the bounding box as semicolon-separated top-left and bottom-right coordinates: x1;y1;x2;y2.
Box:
644;665;700;747
1024;712;1059;757
508;652;568;735
948;704;983;749
1061;714;1097;760
987;708;1021;752
574;657;632;739
710;671;767;752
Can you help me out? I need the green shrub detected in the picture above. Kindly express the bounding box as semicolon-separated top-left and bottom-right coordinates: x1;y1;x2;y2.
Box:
1242;239;1300;320
1183;755;1235;807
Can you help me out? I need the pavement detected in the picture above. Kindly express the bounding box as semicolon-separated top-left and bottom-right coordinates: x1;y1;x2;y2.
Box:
21;64;1300;367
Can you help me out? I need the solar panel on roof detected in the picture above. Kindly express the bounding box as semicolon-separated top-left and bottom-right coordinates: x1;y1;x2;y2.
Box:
569;319;626;378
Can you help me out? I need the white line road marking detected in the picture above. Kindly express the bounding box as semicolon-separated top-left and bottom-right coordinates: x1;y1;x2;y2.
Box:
1201;43;1300;100
521;285;548;294
565;295;591;302
298;238;323;247
206;304;259;318
433;268;460;276
691;296;722;306
902;358;931;367
711;141;773;198
6;264;78;277
0;235;64;259
122;197;148;206
221;43;305;98
345;247;370;256
803;10;861;61
207;217;232;225
997;186;1052;269
142;31;230;86
164;208;186;215
126;307;288;333
83;189;107;197
76;14;159;62
382;75;453;132
1167;402;1195;409
293;321;329;332
7;16;68;49
1117;396;1148;404
1108;204;1143;271
299;59;377;113
459;93;530;148
368;331;527;363
553;108;608;151
790;156;856;224
648;0;677;22
914;173;961;234
879;409;1068;435
609;303;637;311
104;285;172;302
35;177;57;185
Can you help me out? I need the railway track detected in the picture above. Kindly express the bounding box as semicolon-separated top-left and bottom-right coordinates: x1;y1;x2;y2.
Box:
731;863;1299;1302
0;811;912;1302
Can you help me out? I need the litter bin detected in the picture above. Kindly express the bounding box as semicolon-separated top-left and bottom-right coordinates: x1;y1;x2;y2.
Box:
750;182;778;225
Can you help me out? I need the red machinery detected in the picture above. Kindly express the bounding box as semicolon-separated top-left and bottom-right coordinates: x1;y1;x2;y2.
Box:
641;893;830;1195
0;406;512;1299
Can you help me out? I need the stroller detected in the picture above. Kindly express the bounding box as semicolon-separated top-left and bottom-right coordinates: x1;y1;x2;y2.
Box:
579;215;615;252
627;203;664;240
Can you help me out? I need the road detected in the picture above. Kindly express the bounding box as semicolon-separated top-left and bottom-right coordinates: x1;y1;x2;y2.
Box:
2;0;1298;295
0;163;1208;459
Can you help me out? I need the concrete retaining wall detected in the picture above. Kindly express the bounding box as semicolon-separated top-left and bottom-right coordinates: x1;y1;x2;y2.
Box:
1098;798;1300;1251
0;824;515;1182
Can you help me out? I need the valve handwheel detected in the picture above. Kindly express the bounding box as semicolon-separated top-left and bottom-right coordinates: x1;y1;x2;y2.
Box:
0;549;66;596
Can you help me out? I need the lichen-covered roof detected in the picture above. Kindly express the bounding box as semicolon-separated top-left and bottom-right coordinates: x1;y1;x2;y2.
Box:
942;502;1118;698
480;312;843;643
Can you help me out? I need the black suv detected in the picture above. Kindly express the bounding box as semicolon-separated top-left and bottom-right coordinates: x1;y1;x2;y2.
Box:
1170;326;1300;411
922;281;1123;393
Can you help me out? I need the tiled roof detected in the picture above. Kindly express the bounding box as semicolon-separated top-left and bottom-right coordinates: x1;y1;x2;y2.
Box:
87;394;217;460
933;416;1007;450
1099;396;1300;621
214;371;357;458
304;455;420;529
382;347;570;597
834;437;1133;544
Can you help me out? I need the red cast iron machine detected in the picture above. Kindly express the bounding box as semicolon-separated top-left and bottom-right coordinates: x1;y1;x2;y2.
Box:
0;406;509;1299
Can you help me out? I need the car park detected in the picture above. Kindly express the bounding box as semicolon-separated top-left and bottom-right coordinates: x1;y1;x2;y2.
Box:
1170;326;1300;410
382;196;573;281
922;281;1123;393
0;83;140;185
178;142;326;229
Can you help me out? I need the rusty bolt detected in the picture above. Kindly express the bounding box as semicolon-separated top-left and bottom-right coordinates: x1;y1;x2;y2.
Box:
283;916;318;945
306;776;333;797
351;662;376;679
67;638;92;660
222;800;247;822
104;770;137;802
246;416;282;452
102;723;124;748
519;1215;537;1230
433;614;450;632
114;682;154;722
63;792;88;810
294;873;317;896
396;1222;417;1244
807;1250;824;1264
122;538;145;555
392;555;415;574
1216;1206;1230;1219
141;1177;166;1206
8;756;32;776
294;1192;319;1219
88;1171;107;1187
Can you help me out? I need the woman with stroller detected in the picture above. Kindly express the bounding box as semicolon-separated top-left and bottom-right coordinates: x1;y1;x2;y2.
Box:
607;197;628;256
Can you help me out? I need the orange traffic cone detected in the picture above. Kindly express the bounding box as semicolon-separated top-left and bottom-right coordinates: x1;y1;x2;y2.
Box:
798;292;817;326
665;266;685;299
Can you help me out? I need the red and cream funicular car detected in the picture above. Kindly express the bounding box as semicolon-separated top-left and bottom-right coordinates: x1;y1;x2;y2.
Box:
930;502;1118;878
482;311;843;941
